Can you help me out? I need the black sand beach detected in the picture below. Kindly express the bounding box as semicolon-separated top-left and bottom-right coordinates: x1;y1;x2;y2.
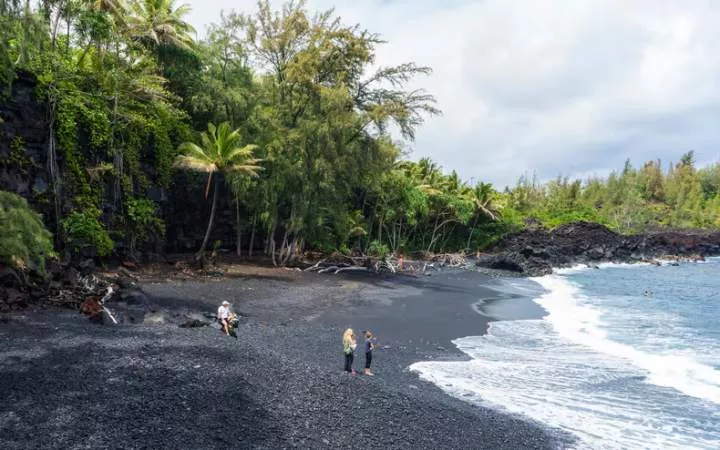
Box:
0;268;571;449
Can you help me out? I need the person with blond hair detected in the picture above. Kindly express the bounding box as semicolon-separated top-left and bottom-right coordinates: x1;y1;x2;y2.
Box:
342;328;357;374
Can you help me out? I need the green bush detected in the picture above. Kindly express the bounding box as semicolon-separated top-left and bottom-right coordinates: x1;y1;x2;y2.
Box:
62;207;114;257
366;240;390;258
0;191;55;272
126;197;165;252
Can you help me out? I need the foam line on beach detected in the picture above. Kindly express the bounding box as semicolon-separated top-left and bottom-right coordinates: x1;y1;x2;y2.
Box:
410;269;720;449
532;275;720;404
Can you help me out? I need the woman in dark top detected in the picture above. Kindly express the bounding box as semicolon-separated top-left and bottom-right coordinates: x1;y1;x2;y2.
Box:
363;330;375;376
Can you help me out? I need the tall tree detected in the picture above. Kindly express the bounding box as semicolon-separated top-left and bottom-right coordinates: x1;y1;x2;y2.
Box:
174;122;262;260
126;0;195;51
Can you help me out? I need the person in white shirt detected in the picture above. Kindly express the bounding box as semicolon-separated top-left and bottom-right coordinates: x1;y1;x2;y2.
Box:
217;300;231;335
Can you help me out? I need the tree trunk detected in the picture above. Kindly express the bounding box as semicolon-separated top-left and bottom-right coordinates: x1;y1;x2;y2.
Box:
196;179;220;261
235;199;242;257
465;216;479;250
427;215;441;253
287;236;299;264
270;232;278;266
427;217;455;254
248;214;257;257
278;228;290;266
280;232;298;266
378;217;383;244
111;94;122;210
465;228;475;251
46;98;61;247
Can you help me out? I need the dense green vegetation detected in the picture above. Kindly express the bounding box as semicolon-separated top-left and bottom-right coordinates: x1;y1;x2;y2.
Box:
0;191;55;272
1;1;719;267
508;152;720;234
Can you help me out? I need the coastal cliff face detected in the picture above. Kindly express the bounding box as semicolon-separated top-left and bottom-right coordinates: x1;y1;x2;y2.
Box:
0;73;235;256
0;72;55;230
476;221;720;276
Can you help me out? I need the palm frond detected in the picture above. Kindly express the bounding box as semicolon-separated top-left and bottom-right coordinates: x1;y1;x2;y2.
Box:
225;144;259;162
173;156;217;172
226;161;263;177
178;142;210;160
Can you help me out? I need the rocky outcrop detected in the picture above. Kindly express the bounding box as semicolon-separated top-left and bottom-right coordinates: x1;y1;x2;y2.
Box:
476;221;720;276
0;71;56;231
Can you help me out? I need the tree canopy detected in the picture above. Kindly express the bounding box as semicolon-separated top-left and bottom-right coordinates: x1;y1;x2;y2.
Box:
1;1;719;266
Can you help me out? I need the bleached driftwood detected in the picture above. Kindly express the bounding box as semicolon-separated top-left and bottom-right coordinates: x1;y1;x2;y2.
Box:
431;253;467;267
304;255;401;275
318;265;342;274
99;286;118;325
304;259;327;272
334;266;370;274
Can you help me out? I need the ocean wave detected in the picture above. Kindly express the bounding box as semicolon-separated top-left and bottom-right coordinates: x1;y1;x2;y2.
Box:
410;270;720;449
554;261;653;275
531;275;720;404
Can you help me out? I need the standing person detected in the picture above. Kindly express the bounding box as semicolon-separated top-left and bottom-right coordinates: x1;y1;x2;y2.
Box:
363;330;375;376
217;300;231;336
342;328;357;374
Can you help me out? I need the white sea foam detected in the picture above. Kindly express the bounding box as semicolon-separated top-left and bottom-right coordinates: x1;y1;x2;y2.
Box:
554;264;591;275
410;273;720;449
530;276;720;404
554;261;653;275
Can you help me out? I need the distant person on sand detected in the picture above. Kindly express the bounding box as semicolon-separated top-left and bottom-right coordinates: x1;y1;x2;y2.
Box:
217;300;231;336
343;328;357;374
363;330;375;376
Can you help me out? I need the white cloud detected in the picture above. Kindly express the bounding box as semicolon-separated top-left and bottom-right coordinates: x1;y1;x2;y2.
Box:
184;0;720;188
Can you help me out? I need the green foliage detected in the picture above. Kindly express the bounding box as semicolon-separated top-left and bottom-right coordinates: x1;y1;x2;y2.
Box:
366;240;390;259
0;191;55;272
62;207;114;257
504;155;720;234
4;0;719;266
8;136;35;175
126;197;165;251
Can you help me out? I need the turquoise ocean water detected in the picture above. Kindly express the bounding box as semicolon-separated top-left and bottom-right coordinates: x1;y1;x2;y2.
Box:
411;259;720;449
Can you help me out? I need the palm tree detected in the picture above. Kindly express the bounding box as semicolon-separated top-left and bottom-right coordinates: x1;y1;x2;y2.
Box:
464;182;501;250
174;122;262;260
126;0;196;50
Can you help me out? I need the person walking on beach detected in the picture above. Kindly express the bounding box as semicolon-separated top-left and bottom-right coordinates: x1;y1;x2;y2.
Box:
342;328;357;374
363;330;375;376
217;300;231;336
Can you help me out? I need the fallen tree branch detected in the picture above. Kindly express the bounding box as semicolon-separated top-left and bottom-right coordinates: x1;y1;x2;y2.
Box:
304;259;327;272
334;266;370;274
318;265;341;274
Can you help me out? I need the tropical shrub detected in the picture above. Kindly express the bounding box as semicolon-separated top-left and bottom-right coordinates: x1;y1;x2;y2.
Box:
0;191;54;272
62;207;114;257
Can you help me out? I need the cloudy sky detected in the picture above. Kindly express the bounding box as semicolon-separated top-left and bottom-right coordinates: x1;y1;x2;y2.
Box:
185;0;720;188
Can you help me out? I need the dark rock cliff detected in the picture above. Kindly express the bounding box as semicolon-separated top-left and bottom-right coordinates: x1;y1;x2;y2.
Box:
0;72;237;257
476;221;720;276
0;71;56;230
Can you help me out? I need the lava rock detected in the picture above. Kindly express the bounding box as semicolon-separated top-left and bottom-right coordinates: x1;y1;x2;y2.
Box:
476;221;720;276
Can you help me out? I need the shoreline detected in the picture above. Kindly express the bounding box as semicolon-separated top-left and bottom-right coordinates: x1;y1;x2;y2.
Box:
0;266;572;449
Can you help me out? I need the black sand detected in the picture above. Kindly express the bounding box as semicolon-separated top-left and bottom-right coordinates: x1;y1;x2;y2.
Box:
0;269;572;449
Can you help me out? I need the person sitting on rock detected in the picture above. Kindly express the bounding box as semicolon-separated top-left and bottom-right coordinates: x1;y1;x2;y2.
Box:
217;300;232;335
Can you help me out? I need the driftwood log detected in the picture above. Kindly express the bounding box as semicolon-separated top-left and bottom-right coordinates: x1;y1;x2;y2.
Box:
303;252;467;275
